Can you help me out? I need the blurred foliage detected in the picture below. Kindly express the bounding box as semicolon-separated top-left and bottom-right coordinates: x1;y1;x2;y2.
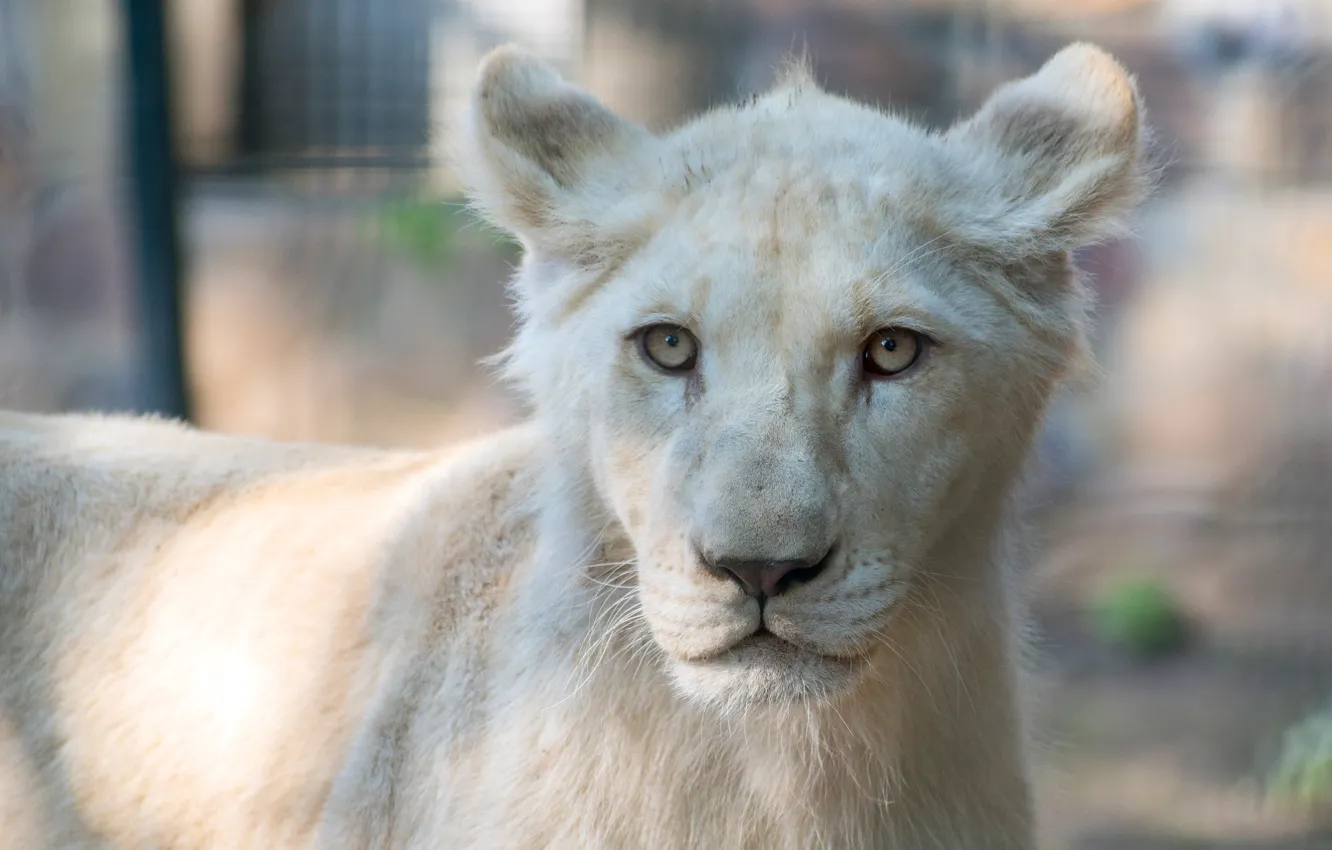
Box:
1268;704;1332;813
373;195;521;273
1090;577;1189;659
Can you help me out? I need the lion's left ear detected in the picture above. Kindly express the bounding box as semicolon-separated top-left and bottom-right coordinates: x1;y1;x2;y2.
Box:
455;45;657;266
940;43;1150;261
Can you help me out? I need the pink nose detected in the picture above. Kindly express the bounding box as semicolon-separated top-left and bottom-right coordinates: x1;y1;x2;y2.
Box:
703;552;830;600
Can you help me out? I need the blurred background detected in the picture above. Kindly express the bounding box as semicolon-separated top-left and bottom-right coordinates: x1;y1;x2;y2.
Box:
1;0;1331;846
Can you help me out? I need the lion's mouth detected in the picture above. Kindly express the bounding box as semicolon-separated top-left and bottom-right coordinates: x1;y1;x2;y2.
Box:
725;627;860;667
669;626;867;705
738;626;792;650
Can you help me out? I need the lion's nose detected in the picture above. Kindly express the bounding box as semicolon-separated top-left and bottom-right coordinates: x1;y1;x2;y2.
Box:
702;551;831;600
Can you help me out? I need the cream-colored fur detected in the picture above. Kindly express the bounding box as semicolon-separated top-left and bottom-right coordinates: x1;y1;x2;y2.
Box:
0;42;1149;849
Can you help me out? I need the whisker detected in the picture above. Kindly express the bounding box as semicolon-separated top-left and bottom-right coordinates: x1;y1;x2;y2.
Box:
871;628;939;714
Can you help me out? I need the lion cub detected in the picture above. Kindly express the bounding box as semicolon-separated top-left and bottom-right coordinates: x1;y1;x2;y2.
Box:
0;42;1148;849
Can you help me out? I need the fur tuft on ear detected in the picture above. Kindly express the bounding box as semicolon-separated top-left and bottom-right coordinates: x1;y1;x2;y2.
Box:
940;43;1152;261
454;45;656;265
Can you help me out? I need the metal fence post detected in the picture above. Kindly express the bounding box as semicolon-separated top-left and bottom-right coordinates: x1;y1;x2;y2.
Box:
120;0;192;421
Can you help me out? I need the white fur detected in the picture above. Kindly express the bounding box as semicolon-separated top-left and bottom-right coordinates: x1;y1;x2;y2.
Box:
0;42;1149;849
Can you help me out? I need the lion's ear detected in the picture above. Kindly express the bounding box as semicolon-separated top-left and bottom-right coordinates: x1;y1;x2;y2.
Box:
940;43;1150;260
456;45;655;265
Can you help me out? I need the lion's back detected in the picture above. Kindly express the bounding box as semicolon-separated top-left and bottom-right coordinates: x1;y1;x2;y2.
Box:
0;410;411;666
0;411;538;848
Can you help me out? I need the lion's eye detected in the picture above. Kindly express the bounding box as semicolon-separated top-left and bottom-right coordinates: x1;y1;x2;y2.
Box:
862;327;923;378
639;325;699;373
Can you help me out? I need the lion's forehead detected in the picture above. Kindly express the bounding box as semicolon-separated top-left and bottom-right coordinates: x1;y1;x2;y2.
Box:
585;128;1012;385
668;151;911;249
625;184;939;348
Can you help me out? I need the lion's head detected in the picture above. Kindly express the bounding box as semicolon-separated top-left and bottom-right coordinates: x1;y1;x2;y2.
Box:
458;44;1148;711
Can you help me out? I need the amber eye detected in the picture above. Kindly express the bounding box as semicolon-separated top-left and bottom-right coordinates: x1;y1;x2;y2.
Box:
638;324;699;373
862;327;923;378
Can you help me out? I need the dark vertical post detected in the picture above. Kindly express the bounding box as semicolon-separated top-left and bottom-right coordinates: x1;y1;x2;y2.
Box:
237;0;264;164
120;0;192;420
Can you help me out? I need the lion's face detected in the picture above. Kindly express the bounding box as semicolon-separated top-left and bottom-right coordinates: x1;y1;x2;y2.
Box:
577;181;1043;709
460;44;1146;710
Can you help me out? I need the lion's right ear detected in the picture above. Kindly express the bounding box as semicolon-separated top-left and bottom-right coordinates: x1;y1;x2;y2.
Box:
938;43;1149;262
456;46;656;266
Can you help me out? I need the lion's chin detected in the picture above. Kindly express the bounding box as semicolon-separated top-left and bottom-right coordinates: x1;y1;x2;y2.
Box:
668;631;864;711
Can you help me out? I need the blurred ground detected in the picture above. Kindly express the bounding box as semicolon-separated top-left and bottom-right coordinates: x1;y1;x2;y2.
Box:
1026;183;1332;849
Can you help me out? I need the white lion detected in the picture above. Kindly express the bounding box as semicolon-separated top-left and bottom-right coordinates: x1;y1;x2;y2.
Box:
0;42;1148;849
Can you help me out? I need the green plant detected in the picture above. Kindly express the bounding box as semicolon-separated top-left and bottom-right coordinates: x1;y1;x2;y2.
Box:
1089;576;1188;659
373;195;520;272
1268;704;1332;811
